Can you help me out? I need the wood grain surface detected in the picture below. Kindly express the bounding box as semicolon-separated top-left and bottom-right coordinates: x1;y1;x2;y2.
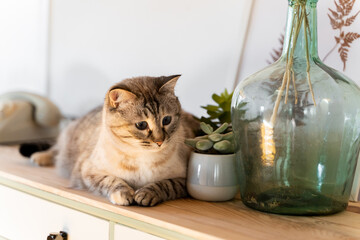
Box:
0;146;359;240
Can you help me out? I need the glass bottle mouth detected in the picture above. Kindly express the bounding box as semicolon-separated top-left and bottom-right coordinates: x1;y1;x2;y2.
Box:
288;0;318;5
281;0;319;61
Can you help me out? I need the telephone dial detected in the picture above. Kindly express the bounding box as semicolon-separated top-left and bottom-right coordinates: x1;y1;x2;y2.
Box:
0;92;62;144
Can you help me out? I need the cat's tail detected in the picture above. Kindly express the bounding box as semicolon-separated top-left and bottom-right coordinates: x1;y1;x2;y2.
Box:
30;147;57;166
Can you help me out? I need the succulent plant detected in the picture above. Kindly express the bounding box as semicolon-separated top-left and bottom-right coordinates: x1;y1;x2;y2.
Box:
196;89;233;129
185;122;234;154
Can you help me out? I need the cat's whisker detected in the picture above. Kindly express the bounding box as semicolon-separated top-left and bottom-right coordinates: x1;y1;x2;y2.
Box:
119;135;132;139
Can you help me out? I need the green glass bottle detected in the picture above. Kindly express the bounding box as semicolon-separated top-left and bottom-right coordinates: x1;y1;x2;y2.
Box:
231;0;360;215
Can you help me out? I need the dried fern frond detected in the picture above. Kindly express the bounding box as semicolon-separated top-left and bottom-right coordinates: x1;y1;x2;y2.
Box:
267;34;284;64
324;0;360;70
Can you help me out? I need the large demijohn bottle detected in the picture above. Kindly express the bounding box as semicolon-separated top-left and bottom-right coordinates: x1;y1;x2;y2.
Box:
231;0;360;215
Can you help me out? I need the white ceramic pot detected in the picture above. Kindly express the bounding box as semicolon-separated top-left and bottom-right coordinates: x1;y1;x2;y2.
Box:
186;152;239;201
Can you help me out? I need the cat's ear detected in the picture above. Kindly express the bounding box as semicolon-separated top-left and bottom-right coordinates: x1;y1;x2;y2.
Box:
159;75;181;94
108;88;136;108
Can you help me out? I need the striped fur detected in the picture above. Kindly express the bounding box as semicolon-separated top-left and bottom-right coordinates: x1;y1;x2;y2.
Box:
31;75;199;206
134;178;187;206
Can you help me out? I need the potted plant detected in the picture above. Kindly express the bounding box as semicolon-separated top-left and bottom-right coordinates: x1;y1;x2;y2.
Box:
185;122;239;201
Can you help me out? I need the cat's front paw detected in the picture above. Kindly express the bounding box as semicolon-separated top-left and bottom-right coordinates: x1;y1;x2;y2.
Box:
134;188;162;207
108;187;135;206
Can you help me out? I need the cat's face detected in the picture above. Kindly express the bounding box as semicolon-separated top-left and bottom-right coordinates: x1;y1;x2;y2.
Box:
104;75;182;152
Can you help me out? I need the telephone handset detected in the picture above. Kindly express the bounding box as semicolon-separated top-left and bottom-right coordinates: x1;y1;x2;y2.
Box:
0;92;62;144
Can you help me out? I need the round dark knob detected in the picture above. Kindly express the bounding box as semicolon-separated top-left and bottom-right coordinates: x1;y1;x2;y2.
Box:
60;231;68;239
47;231;68;240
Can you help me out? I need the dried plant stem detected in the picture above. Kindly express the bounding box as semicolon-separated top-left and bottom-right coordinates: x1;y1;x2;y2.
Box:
270;4;300;126
323;43;338;62
285;68;291;104
270;69;290;125
291;69;298;104
303;7;316;106
269;3;316;126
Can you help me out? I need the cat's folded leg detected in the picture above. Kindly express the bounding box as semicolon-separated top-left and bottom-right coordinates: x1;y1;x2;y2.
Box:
134;178;187;207
82;173;135;206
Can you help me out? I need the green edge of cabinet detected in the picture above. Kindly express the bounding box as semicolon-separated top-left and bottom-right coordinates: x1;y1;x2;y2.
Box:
109;221;115;240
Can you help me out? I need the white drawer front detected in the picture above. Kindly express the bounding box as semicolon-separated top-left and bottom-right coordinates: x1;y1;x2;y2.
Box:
115;224;164;240
0;185;109;240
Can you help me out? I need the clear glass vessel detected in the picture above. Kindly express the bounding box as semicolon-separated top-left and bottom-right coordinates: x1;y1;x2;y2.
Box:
231;0;360;215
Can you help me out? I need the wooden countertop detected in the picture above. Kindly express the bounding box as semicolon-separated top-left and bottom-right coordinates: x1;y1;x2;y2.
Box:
0;146;359;240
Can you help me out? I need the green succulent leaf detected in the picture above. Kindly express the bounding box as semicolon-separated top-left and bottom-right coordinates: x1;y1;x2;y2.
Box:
185;139;198;148
222;132;234;141
195;135;208;140
200;122;213;134
220;101;231;111
196;139;213;151
213;140;234;154
196;117;218;129
213;122;229;134
201;105;219;112
218;112;231;124
208;133;223;142
197;89;236;128
207;111;222;118
212;94;223;104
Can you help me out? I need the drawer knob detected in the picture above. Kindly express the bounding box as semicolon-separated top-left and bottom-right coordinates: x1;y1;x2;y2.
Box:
47;231;68;240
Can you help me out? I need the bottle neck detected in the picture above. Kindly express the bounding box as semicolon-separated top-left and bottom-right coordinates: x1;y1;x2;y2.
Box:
281;0;319;61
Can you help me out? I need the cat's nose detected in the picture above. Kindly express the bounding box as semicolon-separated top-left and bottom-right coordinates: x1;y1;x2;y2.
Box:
155;141;163;147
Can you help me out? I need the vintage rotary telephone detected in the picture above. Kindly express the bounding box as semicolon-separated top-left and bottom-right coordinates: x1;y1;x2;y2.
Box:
0;92;62;144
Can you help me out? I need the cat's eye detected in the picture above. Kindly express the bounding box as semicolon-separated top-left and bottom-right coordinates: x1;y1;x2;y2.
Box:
135;121;148;130
162;116;172;126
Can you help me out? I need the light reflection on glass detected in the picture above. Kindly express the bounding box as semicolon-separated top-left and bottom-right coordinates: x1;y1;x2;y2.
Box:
317;163;324;190
261;122;276;166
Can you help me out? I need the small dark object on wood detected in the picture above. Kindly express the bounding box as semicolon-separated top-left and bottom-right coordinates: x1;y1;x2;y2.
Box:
19;142;52;158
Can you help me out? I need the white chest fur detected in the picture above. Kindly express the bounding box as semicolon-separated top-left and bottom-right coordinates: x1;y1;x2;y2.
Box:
90;134;187;189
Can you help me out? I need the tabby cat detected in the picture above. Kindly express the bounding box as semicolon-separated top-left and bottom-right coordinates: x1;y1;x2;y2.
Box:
31;75;199;206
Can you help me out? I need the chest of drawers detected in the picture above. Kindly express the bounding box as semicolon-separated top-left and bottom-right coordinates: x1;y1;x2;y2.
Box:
0;146;359;240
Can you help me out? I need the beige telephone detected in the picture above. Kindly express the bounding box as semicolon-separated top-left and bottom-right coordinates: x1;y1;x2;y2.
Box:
0;92;62;144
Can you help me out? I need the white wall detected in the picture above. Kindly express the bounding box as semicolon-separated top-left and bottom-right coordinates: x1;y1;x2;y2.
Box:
238;0;360;85
49;0;252;116
1;0;360;117
0;0;49;95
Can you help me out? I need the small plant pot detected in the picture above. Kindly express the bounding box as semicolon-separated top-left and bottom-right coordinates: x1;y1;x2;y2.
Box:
187;152;239;201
